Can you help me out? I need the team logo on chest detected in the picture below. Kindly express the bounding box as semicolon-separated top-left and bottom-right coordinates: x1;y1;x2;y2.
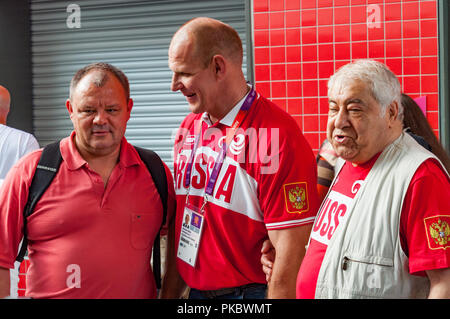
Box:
424;215;450;250
218;134;245;155
283;182;309;214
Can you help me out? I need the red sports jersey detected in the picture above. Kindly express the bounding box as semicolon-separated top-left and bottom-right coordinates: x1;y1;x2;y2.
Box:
296;155;450;299
173;91;320;290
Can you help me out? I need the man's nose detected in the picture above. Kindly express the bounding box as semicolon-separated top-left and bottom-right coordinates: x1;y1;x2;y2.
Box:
334;108;350;129
171;74;183;92
93;110;107;125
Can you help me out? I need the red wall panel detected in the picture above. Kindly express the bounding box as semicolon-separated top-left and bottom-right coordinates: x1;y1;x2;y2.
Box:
252;0;440;152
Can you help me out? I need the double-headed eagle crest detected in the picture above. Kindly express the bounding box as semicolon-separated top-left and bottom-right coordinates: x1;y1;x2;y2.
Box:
429;219;450;246
288;186;306;210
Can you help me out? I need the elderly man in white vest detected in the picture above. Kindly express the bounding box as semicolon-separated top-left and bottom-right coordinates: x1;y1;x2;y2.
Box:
298;59;450;299
262;59;450;299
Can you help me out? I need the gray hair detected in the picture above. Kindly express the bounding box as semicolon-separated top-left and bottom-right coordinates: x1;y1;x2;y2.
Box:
69;62;130;101
328;59;403;120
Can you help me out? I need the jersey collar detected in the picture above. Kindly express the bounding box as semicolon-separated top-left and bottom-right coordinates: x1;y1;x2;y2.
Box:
201;84;253;127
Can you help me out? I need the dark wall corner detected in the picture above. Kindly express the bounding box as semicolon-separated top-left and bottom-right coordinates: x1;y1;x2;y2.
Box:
0;0;33;134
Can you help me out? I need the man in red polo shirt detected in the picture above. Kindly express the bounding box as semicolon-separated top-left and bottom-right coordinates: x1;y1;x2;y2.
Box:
0;63;176;298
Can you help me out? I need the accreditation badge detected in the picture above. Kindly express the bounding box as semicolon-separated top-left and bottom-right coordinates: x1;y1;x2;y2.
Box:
177;204;205;267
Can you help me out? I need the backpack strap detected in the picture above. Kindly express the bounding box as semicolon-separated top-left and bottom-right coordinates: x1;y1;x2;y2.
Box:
134;146;168;290
16;142;168;291
16;141;62;262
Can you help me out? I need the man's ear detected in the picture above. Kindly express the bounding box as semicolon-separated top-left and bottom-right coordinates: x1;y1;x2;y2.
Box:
126;98;134;118
66;99;73;114
212;55;226;79
387;100;400;125
127;98;133;112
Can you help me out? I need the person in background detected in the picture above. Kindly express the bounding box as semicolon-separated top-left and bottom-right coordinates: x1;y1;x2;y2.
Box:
0;85;39;186
316;140;339;203
0;85;39;298
401;93;450;174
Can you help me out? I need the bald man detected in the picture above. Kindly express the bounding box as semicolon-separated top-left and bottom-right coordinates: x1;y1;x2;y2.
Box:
0;85;39;185
0;85;39;298
164;17;320;299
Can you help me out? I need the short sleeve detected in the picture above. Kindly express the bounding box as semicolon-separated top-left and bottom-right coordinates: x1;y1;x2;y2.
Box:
260;124;321;230
25;135;40;154
400;159;450;276
0;151;41;269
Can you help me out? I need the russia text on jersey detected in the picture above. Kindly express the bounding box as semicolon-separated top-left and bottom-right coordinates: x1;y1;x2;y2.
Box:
175;146;312;230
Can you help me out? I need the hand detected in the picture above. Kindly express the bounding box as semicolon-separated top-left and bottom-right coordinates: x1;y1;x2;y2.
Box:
260;239;275;282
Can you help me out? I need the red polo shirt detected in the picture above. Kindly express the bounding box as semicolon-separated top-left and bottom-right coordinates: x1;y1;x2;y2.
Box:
0;132;175;298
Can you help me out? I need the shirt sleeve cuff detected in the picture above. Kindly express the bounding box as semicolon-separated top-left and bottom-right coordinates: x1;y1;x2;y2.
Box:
266;216;315;230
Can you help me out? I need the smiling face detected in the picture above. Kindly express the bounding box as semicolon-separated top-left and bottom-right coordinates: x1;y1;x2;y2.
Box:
168;32;220;117
326;79;398;164
66;71;133;158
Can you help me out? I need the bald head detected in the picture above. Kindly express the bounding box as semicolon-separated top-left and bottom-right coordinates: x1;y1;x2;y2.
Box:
0;85;11;124
170;17;243;68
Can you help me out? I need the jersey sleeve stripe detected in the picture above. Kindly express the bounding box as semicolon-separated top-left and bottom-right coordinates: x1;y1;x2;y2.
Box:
266;216;316;230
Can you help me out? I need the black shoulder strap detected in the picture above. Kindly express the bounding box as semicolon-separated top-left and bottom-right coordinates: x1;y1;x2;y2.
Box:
134;146;168;290
16;142;168;290
16;141;62;262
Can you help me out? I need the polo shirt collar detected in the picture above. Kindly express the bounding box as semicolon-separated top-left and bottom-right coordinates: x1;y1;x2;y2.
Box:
61;131;140;170
118;138;141;168
202;84;252;127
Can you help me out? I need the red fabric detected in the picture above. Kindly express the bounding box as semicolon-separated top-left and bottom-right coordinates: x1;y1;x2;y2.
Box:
399;159;450;276
173;93;320;290
0;132;175;298
296;156;450;299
